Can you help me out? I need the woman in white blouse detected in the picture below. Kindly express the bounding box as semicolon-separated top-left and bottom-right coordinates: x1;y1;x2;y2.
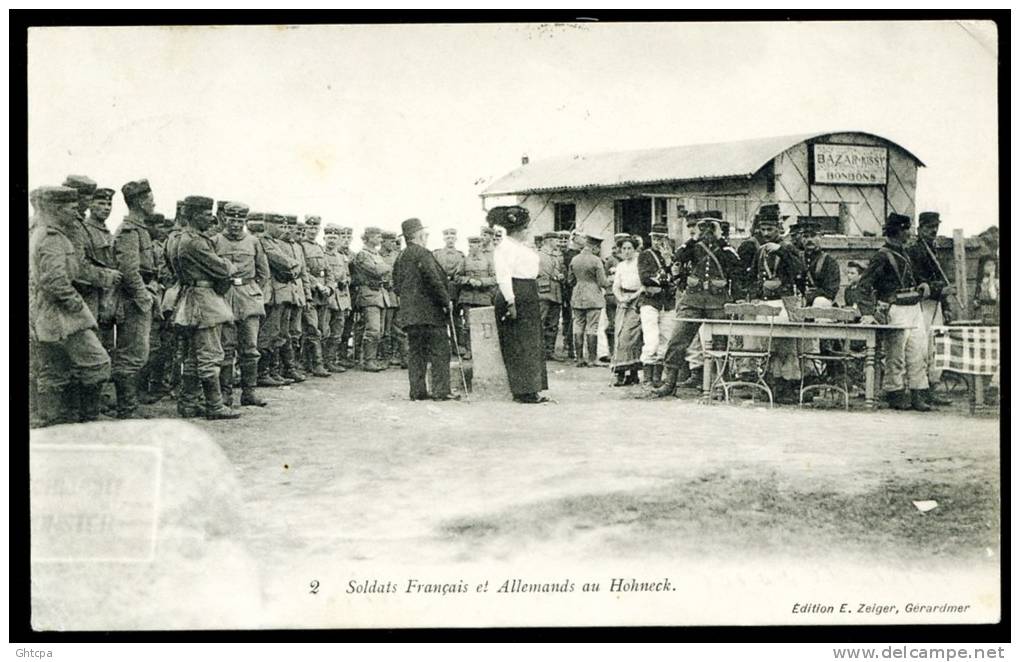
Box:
611;236;644;386
488;206;550;404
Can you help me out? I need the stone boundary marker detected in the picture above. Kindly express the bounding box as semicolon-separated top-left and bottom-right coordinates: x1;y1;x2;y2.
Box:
466;306;512;400
30;420;263;630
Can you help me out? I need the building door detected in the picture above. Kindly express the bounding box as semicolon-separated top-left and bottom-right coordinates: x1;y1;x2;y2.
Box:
614;198;651;248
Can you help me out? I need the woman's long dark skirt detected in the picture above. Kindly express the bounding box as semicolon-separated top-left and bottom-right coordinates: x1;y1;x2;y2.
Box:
495;278;549;396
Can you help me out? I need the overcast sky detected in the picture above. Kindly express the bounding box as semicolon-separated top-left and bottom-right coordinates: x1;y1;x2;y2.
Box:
28;20;998;248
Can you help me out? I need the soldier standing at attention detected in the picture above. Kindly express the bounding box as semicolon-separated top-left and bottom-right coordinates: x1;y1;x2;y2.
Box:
298;216;332;377
654;212;741;397
278;215;309;382
537;232;565;361
30;186;113;426
77;186;122;357
214;202;270;407
255;214;300;386
568;232;609;367
321;223;353;373
860;213;932;412
336;226;358;367
137;212;172;404
352;226;390;372
908;211;955;407
162;201;202;415
456;235;497;360
169;195;239;420
480;225;496;260
112;179;157;418
434;228;467;355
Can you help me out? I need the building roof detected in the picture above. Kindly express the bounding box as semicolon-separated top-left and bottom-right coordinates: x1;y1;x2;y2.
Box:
481;131;924;197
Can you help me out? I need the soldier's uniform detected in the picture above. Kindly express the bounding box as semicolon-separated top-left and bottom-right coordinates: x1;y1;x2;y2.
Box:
656;212;741;395
255;214;301;386
74;186;121;352
352;227;392;371
137;212;174;403
480;225;496;262
298;216;331;377
112;179;157;417
161;203;201;414
336;226;358;366
637;223;677;385
909;211;953;400
322;223;353;372
749;208;805;394
860;213;931;411
456;236;496;359
277;215;309;382
558;230;580;359
537;232;565;359
169;196;239;420
568;234;609;366
434;229;467;355
379;231;405;367
214;202;270;407
30;186;112;426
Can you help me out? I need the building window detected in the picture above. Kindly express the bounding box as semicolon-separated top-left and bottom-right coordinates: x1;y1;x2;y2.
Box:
554;202;576;232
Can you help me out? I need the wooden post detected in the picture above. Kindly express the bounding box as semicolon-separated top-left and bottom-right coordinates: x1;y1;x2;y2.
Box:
953;229;969;316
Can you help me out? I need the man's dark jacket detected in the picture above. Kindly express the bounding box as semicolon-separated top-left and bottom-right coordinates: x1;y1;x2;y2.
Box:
392;242;451;327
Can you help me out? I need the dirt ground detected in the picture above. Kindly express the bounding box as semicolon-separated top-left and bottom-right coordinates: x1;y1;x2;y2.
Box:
115;360;1001;627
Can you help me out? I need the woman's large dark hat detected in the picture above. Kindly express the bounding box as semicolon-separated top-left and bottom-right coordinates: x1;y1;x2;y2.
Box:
486;205;530;231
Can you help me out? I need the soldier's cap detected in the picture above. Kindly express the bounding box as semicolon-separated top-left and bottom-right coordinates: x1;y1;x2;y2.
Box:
649;222;670;237
224;201;250;218
63;175;97;195
847;260;865;271
613;232;630;241
485;206;528;231
685;214;700;226
467;236;482;244
246;218;266;231
381;230;398;240
556;230;571;238
754;203;786;226
121;179;152;201
918;211;941;227
247;212;265;222
264;213;285;224
284;215;299;224
884;212;911;232
181;195;214;211
323;224;342;235
542;231;559;241
216;200;229;213
34;186;78;205
146;212;166;225
92;187;115;201
363;226;383;237
340;226;354;234
797;218;823;234
697;210;723;222
305;215;322;225
401;218;425;237
442;227;458;235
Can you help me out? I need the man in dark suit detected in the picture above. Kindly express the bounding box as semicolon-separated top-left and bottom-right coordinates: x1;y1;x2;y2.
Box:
392;218;457;401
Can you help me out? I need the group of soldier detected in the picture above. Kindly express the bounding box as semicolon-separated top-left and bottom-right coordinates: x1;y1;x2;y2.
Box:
28;175;509;427
27;173;966;425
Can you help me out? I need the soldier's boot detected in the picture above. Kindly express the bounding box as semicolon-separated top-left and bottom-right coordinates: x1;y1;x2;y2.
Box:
653;367;679;397
612;370;628;387
202;377;241;420
574;333;588;367
257;354;284;387
390;338;405;367
309;339;332;378
625;368;640;385
34;389;73;428
641;364;655;386
910;389;932;412
926;386;953;407
652;364;664;388
886;389;911;411
219;364;236;409
268;349;293;385
280;344;306;383
586;336;599;370
79;382;104;422
113;374;139;419
177;375;203;418
240;360;268;407
362;338;385;372
338;344;357;369
679;366;701;389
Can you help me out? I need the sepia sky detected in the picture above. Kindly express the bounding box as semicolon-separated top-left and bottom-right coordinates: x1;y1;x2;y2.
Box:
27;21;999;247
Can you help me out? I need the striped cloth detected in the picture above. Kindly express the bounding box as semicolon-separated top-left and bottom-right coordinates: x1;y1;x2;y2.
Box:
931;326;1000;375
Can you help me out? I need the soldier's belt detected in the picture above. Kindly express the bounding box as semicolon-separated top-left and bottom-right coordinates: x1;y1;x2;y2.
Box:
184;280;216;288
232;277;257;286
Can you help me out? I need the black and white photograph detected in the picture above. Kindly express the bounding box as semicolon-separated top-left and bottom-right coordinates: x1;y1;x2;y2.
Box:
19;16;1004;637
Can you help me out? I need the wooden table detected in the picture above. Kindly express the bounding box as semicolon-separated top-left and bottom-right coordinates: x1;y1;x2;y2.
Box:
679;318;911;406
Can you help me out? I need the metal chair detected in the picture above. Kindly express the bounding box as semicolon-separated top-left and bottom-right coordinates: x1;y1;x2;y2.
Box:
793;306;864;410
702;302;780;407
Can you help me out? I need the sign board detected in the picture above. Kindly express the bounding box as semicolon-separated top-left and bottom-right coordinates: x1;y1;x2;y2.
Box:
31;444;162;562
812;144;888;186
